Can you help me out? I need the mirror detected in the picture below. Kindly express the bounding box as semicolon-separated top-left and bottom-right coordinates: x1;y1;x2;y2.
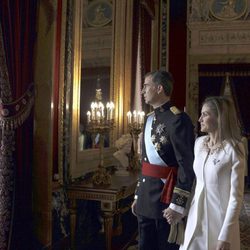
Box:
67;0;135;179
79;0;113;151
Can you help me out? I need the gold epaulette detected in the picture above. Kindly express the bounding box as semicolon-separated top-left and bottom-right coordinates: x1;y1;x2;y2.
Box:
146;111;154;116
170;106;181;115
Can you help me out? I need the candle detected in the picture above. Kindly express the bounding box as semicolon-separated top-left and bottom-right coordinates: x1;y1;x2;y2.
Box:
109;102;114;120
88;99;114;125
87;111;91;123
106;102;110;120
127;111;132;124
133;110;137;124
99;102;104;118
94;102;98;120
91;102;95;120
96;111;101;123
139;111;145;125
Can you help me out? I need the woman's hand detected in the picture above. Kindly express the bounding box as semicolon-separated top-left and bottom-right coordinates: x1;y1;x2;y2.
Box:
131;200;137;216
216;240;230;250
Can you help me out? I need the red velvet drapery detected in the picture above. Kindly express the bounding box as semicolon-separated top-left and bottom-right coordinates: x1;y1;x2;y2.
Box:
169;0;187;109
0;1;37;249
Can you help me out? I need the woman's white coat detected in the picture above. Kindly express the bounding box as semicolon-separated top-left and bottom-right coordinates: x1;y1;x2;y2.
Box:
180;136;245;250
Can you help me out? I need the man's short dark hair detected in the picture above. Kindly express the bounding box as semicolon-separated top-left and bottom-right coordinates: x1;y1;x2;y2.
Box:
145;70;174;96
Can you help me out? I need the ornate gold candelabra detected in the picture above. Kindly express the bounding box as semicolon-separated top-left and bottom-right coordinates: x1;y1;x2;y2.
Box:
86;87;114;186
127;110;145;171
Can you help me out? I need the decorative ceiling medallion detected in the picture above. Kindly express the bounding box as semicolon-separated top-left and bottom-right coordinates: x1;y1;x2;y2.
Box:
86;0;112;27
210;0;247;20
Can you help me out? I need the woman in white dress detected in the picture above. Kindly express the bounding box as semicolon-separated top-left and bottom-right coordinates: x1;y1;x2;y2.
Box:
179;96;246;250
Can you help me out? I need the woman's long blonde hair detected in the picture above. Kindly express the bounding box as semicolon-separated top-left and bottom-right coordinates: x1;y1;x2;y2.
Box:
203;96;243;153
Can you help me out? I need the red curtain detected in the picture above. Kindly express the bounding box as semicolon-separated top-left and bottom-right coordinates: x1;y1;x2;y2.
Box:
169;0;187;109
0;1;37;249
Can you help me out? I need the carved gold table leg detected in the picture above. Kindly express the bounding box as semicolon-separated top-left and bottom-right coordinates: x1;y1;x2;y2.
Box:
102;212;114;250
69;199;77;250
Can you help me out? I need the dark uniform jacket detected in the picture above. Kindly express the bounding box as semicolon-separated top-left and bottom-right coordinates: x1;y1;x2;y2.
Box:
135;101;195;219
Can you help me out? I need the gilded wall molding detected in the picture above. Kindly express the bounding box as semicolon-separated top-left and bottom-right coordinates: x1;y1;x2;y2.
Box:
112;0;134;138
58;0;73;184
186;0;250;124
199;29;250;45
189;0;250;22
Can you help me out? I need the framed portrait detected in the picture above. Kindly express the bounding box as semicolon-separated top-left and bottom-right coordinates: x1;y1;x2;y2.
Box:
210;0;247;20
86;0;112;27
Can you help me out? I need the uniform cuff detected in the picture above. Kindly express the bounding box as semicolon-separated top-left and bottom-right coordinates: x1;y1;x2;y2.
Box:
169;203;185;215
171;187;191;208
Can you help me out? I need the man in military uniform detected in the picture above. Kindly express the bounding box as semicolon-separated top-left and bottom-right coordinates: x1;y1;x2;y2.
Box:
131;70;195;250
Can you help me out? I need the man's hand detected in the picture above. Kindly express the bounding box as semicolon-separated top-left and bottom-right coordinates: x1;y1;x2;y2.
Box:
162;207;182;225
131;200;137;216
216;240;230;250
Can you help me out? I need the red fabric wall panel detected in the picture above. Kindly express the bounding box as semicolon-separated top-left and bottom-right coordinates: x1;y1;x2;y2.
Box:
168;1;187;109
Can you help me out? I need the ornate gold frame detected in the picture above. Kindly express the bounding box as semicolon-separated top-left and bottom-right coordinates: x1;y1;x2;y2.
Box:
60;0;135;180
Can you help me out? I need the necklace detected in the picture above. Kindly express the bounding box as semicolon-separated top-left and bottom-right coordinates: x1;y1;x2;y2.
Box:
203;136;225;155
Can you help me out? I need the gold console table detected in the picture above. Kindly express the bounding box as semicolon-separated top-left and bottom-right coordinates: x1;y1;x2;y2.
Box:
67;171;138;250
